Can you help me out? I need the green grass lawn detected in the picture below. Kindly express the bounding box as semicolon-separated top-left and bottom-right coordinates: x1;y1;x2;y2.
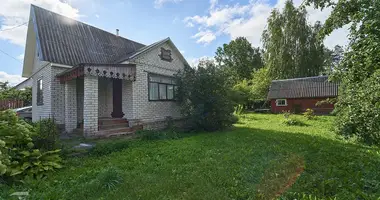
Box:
1;113;380;200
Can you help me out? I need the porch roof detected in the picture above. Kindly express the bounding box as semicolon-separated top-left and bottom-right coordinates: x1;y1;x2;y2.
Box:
56;63;136;83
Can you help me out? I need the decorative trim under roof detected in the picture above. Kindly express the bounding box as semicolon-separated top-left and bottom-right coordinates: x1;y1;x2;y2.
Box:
57;63;136;83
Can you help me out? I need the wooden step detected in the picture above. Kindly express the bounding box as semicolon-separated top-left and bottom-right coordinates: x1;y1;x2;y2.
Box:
96;125;143;138
99;123;129;131
98;118;129;126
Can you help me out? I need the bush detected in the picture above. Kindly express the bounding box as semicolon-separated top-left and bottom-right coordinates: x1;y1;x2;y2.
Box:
34;118;60;151
176;60;236;131
303;108;315;120
0;110;62;181
89;140;129;157
283;117;306;126
335;69;380;145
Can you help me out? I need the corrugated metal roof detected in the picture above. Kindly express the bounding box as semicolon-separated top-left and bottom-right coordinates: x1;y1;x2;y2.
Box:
32;5;145;66
267;76;339;99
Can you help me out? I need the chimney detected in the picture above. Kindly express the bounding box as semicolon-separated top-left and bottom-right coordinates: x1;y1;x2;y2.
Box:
116;29;119;36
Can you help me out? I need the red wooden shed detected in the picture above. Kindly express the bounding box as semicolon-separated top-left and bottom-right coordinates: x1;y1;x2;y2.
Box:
267;76;339;114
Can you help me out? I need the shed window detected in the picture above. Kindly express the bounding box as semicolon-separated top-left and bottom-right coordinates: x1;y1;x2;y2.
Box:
276;99;287;106
148;74;177;101
37;79;43;105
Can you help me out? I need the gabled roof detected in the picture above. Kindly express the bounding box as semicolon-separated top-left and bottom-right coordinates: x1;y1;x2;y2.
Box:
115;37;190;66
267;76;339;99
31;5;145;66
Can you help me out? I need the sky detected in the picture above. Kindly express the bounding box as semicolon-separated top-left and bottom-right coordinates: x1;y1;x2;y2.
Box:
0;0;349;86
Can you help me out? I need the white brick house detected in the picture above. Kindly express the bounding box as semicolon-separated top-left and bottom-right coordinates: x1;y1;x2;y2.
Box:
22;5;188;136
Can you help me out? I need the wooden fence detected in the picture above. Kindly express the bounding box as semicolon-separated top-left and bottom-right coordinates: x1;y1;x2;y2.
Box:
0;99;24;111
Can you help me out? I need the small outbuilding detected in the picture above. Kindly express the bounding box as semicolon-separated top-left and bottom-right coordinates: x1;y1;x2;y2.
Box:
267;76;339;114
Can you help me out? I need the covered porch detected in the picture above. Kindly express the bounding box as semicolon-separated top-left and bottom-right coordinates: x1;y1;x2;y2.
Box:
57;63;136;136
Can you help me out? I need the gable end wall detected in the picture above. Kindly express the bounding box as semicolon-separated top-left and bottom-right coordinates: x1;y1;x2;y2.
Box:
128;42;184;122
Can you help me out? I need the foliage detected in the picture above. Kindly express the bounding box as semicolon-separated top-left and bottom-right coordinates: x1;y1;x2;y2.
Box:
233;104;244;115
315;98;337;107
1;113;379;199
231;79;252;106
283;117;306;126
323;45;344;74
251;67;272;100
89;140;130;157
33;118;60;151
262;0;325;80
303;108;315;120
306;0;380;145
215;37;263;82
93;167;124;191
176;60;236;131
0;110;62;181
0;82;32;106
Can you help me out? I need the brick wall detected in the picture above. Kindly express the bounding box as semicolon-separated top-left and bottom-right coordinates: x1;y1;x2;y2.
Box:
65;79;77;132
32;65;52;122
122;80;133;119
50;66;67;124
98;77;112;118
126;42;184;123
83;75;98;135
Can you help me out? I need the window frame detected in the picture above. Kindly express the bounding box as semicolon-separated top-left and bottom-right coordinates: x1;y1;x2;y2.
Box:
37;78;44;106
148;73;177;101
275;99;287;107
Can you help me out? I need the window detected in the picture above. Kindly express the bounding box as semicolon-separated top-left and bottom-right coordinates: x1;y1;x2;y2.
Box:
276;99;287;106
148;74;177;101
37;79;43;105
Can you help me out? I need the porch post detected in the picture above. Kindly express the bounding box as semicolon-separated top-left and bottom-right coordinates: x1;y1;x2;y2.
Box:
64;79;77;133
83;75;98;136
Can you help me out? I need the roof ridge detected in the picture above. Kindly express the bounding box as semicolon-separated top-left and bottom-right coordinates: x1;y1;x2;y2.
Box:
31;4;145;47
272;75;328;82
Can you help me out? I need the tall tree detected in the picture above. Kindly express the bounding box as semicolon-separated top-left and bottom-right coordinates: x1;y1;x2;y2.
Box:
262;0;325;80
306;0;380;144
215;37;263;82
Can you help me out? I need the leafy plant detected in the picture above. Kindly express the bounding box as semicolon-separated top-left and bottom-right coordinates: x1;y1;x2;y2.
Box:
34;118;60;151
303;108;315;120
283;117;306;126
234;104;244;115
95;167;124;191
176;60;236;131
305;0;380;145
0;110;62;181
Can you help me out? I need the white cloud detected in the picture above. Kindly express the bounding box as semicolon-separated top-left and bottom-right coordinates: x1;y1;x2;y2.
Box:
95;14;100;18
154;0;183;9
187;56;215;68
184;0;349;48
0;0;81;46
17;54;24;61
191;30;217;45
0;71;26;86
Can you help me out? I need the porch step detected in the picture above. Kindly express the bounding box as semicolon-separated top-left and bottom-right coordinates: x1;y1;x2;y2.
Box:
96;125;143;137
98;123;129;131
98;118;129;126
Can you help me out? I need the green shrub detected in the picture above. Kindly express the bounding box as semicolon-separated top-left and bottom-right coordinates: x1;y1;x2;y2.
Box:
89;140;129;157
34;118;60;151
303;108;315;120
283;117;306;126
176;61;236;131
335;69;380;145
94;167;124;191
0;110;62;181
234;104;245;115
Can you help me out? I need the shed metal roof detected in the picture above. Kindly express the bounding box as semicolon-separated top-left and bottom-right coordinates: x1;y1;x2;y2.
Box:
267;76;339;99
